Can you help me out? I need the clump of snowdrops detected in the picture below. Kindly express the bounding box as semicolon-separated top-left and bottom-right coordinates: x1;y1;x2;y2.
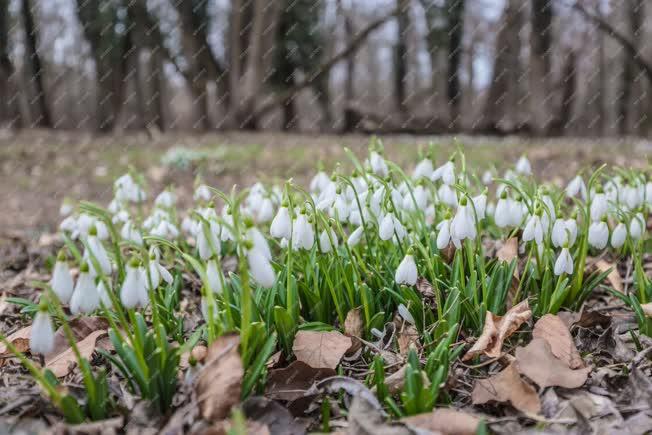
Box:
2;140;651;422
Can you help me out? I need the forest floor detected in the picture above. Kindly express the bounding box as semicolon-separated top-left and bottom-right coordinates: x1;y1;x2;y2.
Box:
0;129;651;434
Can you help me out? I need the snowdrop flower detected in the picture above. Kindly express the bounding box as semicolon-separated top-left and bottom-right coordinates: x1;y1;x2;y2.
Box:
404;185;428;211
482;170;493;185
437;184;457;207
347;226;364;247
332;192;350;222
30;304;55;355
319;228;338;253
379;213;395;241
151;220;180;240
588;219;609;250
450;198;477;242
523;212;544;245
121;260;148;308
494;192;512;228
97;280;113;308
551;218;577;248
219;211;235;242
270;205;292;239
472;194;487;220
197;220;221;260
59;215;78;235
566;176;587;200
256;197;274;223
247;226;272;260
436;217;457;249
50;252;74;303
155;190;176;208
310;171;331;193
121;220;143;246
629;213;645;240
515;156;532;175
368;151;388;177
292;212;315;250
59;201;73;217
395;251;417;286
432;161;455;185
86;227;112;275
247;248;276;288
611;222;627;248
70;263;100;314
206;258;223;293
541;194;556;227
194;184;212;202
623;185;641;210
147;248;173;290
413;158;433;180
590;190;608;221
554;246;574;276
115;174;146;203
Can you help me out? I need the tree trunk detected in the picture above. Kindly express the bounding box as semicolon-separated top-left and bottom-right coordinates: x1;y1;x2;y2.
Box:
482;0;523;133
446;0;464;128
0;0;14;126
558;50;576;135
21;0;51;128
530;0;554;134
619;0;643;135
596;0;606;136
338;0;357;132
394;0;410;115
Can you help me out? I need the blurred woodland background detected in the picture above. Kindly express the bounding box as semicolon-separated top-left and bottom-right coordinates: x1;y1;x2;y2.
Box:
0;0;650;136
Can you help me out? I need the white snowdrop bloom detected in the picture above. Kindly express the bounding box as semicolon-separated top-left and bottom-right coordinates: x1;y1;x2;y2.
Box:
436;219;451;250
392;215;407;242
510;200;525;226
292;213;315;250
59;201;73;217
404;185;428;211
629;213;645;240
554;247;574;276
151;220;180;240
97;280;113;308
112;210;130;225
30;310;55;355
590;192;608;221
181;216;197;235
413;158;433;180
368;188;384;219
611;222;627;248
349;209;363;226
425;204;436;224
50;257;74;303
147;257;173;291
319;228;339;253
395;254;418;286
220;212;235;241
450;200;477;242
206;258;223;293
622;185;640;210
247;248;276;288
541;195;556;225
472;194;487;220
347;226;364;247
379;213;396;241
256;198;274;223
247;227;272;260
494;196;512;228
646;182;652;205
197;221;221;260
432;161;455;185
523;214;544;245
310;171;331;193
70;264;100;314
437;184;458;207
551;218;577;248
515;156;532;175
566;176;587;200
121;221;143;245
368;151;389;177
155;190;176;208
486;202;495;218
270;206;292;239
59;215;78;235
194;184;212;202
482;170;493;185
86;233;112;275
390;188;403;210
588;220;609;250
114;174;146;203
121;263;148;309
397;304;415;324
332;193;350;222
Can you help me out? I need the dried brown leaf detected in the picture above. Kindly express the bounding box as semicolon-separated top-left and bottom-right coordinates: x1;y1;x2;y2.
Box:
641;303;652;318
265;360;336;401
471;363;541;414
50;317;109;357
196;333;243;421
397;324;419;356
45;330;107;377
462;300;531;361
344;308;364;338
533;314;584;369
515;338;591;389
292;330;351;369
402;408;481;435
0;326;31;356
416;277;435;298
594;259;623;292
496;237;519;263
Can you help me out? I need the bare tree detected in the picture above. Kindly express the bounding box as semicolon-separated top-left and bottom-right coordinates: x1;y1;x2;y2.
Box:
530;0;554;134
0;0;14;126
394;0;410;115
338;0;359;132
446;0;464;128
619;0;643;135
21;0;51;128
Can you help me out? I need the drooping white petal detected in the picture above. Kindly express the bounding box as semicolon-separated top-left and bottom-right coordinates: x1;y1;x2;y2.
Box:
70;272;100;314
395;254;418;286
50;261;74;303
30;311;55;355
247;249;276;288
